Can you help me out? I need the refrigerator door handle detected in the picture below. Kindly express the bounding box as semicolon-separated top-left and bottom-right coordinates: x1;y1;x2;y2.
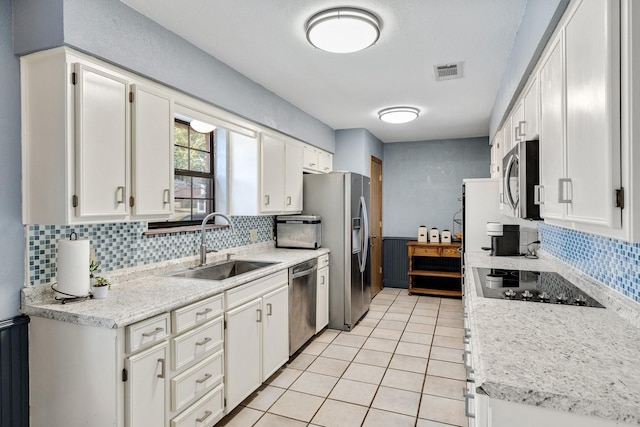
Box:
359;196;369;273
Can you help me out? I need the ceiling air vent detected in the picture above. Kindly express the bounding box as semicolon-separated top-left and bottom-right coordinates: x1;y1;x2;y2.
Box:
434;62;464;81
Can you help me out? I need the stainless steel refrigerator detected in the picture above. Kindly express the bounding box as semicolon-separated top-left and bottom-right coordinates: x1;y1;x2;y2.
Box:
303;172;371;331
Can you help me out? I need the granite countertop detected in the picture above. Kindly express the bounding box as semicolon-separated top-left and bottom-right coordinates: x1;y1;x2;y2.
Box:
21;242;329;329
465;251;640;424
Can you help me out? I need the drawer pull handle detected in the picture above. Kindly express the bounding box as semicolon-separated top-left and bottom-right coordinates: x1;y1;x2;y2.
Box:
142;327;164;337
195;337;212;346
157;358;165;379
195;373;212;384
266;303;273;316
196;410;213;423
196;308;213;317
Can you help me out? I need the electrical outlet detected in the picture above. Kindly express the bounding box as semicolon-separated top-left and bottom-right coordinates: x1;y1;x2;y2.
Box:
249;228;258;242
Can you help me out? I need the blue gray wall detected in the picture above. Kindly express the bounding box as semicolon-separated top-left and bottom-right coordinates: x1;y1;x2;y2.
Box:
383;137;490;237
0;0;24;319
13;0;335;152
489;0;569;139
334;128;384;177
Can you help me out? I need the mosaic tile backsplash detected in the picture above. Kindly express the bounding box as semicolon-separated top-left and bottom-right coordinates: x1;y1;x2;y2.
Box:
539;223;640;303
28;216;275;285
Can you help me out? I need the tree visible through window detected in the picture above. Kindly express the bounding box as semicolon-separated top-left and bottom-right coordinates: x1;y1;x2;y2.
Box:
149;119;215;228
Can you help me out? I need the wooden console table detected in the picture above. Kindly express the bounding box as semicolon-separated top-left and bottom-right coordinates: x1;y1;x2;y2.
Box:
407;241;462;297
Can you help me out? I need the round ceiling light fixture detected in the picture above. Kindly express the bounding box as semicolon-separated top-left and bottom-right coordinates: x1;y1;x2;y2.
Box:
305;7;381;54
190;119;216;134
378;107;420;124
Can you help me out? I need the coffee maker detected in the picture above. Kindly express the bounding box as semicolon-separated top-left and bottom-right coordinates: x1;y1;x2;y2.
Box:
486;223;520;256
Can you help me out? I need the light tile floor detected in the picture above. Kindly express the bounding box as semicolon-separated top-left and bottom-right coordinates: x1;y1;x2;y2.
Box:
218;288;467;427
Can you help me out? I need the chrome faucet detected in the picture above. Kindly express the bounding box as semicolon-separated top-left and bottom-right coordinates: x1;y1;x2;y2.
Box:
200;212;235;266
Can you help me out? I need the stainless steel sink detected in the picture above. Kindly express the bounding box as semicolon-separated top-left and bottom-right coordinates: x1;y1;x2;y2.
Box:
170;260;277;281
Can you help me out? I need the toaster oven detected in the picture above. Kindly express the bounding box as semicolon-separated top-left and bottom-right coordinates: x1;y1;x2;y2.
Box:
275;215;322;249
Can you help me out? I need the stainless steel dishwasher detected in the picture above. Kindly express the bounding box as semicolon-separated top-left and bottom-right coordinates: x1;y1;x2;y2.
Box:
288;259;317;355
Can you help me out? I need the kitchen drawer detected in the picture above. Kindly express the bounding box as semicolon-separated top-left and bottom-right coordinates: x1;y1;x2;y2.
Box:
171;349;223;412
441;247;461;258
317;254;329;267
172;294;224;334
170;384;224;427
412;246;441;257
225;270;288;310
126;313;170;353
172;316;223;371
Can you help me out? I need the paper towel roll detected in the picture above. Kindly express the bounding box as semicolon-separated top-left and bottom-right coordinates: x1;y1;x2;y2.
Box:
56;237;90;297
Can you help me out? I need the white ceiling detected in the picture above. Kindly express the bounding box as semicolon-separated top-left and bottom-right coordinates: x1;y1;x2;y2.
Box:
120;0;527;143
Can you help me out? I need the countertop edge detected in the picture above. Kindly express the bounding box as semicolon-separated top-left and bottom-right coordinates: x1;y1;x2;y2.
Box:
21;245;330;329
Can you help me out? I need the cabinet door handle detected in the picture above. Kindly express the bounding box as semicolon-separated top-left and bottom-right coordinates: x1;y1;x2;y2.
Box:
163;189;170;205
286;196;292;206
321;276;325;285
518;120;526;140
195;337;212;346
195;373;212;384
116;186;125;204
463;385;476;418
266;303;272;316
257;309;262;322
142;327;164;337
264;195;270;206
558;178;572;203
534;185;544;205
196;410;213;423
196;308;213;317
157;358;165;379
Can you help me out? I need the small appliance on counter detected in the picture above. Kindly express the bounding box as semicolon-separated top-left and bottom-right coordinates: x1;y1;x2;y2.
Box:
417;226;428;243
441;229;452;243
429;227;439;243
276;215;322;249
486;222;519;256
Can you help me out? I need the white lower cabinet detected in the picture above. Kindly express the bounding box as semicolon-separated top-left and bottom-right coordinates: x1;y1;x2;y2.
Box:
125;341;168;427
225;298;262;410
316;254;330;333
224;271;289;412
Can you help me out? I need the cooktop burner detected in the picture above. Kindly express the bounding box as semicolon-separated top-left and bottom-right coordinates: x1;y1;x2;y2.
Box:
473;268;605;308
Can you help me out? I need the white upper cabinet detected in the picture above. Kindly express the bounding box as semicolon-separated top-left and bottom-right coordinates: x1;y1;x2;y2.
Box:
131;84;174;218
21;48;174;224
228;132;304;215
538;0;621;228
284;141;303;212
563;0;621;227
539;31;566;221
511;100;525;148
74;64;130;221
261;134;286;213
523;76;540;140
303;144;333;174
318;151;333;173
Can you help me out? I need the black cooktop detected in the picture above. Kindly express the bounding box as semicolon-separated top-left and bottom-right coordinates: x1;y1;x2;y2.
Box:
473;268;605;308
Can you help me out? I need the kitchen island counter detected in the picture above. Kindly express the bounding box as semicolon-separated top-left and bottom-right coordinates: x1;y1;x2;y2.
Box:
465;251;640;424
21;242;329;329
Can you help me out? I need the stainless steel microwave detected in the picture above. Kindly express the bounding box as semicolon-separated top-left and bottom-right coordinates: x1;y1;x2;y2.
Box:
502;140;541;220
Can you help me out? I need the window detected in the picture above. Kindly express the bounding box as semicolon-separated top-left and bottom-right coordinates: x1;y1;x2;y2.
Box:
149;119;215;228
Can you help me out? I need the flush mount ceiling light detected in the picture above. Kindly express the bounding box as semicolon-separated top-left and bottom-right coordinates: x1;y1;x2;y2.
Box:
305;7;380;54
378;107;420;124
190;120;216;134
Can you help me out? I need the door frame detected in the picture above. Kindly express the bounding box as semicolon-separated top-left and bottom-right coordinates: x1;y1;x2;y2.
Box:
369;156;383;297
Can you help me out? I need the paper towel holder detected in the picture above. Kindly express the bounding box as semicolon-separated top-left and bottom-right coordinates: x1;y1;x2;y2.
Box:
52;231;92;304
